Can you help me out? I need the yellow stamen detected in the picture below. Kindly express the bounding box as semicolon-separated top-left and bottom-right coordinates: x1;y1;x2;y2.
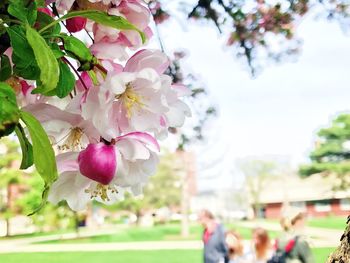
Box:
85;184;118;201
116;83;145;118
58;127;84;151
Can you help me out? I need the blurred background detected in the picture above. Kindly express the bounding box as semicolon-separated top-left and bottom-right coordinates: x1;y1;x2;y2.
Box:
1;0;350;262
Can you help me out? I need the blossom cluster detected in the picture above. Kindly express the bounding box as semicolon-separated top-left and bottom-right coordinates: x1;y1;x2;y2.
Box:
4;0;190;211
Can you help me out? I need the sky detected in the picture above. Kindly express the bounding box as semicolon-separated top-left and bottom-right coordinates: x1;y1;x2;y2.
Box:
152;3;350;191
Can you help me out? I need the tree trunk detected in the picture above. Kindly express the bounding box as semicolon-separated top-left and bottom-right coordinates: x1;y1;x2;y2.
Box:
327;215;350;262
178;150;190;237
181;171;190;237
5;218;10;237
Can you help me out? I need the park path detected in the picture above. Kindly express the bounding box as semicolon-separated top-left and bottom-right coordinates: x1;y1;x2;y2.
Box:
234;221;343;248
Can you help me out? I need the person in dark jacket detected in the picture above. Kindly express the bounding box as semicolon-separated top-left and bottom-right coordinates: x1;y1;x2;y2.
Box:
276;210;314;263
198;209;229;263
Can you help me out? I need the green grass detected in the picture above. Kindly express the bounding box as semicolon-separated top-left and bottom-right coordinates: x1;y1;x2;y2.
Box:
0;248;334;263
36;223;273;244
313;247;334;263
307;216;347;230
0;250;202;263
37;224;203;244
225;222;279;239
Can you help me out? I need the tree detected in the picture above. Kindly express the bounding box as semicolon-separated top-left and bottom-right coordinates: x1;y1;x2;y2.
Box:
300;114;350;189
152;0;350;75
143;153;181;209
300;114;350;262
0;138;76;234
99;152;181;223
0;138;23;236
238;159;277;218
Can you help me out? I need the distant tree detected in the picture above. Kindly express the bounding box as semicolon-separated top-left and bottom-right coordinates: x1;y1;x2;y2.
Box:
16;175;76;233
0;138;23;236
0;138;75;235
300;114;350;189
99;152;181;223
238;159;276;218
143;153;181;209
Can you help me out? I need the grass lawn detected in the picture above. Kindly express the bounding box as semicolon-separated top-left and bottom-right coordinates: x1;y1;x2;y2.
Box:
226;222;279;239
0;248;334;263
307;216;347;230
0;250;202;263
37;223;267;244
313;247;334;263
37;224;202;244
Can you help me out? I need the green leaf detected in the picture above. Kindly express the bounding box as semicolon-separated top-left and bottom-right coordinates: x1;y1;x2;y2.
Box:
7;26;40;79
12;53;40;80
28;185;50;216
26;24;59;94
56;60;76;98
7;25;35;59
40;10;146;43
8;0;37;25
0;82;16;103
60;35;94;68
0;55;12;81
49;43;65;59
0;82;19;137
36;11;61;35
20;110;57;185
15;124;34;169
19;110;57;215
35;0;45;7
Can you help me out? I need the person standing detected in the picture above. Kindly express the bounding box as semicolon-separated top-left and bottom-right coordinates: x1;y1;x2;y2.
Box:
271;210;314;263
198;209;229;263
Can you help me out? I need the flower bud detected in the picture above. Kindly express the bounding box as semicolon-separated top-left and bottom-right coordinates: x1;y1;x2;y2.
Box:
78;143;116;185
66;17;87;33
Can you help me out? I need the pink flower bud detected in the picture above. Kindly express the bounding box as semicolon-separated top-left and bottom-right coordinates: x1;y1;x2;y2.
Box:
37;8;54;17
66;17;87;33
78;143;116;185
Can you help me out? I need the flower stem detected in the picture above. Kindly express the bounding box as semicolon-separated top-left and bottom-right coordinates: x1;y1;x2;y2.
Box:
62;57;88;91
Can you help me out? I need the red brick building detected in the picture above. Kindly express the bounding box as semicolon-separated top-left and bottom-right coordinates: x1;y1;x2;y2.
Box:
255;174;350;219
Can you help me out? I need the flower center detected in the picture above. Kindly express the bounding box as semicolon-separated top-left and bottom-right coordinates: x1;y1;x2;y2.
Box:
58;127;84;151
116;83;144;118
85;184;118;202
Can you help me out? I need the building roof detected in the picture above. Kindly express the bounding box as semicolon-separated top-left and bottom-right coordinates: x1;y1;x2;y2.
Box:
256;174;350;204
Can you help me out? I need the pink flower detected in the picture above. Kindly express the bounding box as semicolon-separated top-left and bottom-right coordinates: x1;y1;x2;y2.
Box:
23;103;100;151
55;0;75;13
90;0;152;60
82;49;191;139
37;8;54;17
48;132;159;211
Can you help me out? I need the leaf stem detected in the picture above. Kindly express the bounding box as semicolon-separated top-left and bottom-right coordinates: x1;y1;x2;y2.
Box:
39;17;65;34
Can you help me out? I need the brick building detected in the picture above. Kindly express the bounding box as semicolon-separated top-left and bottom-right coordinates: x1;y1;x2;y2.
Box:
254;174;350;218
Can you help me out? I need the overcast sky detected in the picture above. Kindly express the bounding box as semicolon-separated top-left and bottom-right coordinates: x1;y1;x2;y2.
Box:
152;4;350;190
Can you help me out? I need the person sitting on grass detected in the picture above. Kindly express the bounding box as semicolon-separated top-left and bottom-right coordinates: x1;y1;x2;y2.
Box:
251;227;273;263
225;230;253;263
